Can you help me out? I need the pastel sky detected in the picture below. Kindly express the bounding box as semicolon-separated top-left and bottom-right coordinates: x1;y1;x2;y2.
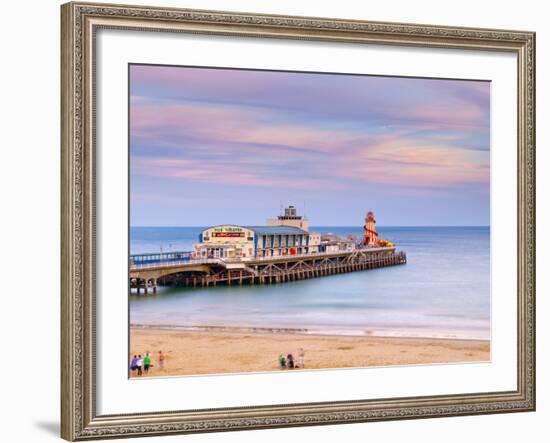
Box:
130;64;490;227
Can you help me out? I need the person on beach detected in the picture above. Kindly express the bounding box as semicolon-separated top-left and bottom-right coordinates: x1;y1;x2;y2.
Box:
136;354;143;376
298;348;305;368
278;354;286;369
130;355;138;373
144;352;151;373
287;353;294;369
158;351;165;369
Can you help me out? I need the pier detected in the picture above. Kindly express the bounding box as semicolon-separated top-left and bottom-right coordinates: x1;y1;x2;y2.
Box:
129;247;407;294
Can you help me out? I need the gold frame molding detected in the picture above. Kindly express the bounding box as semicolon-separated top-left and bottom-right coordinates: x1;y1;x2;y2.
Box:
61;2;536;440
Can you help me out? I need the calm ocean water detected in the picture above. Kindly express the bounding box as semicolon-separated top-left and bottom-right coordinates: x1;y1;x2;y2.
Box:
129;226;490;340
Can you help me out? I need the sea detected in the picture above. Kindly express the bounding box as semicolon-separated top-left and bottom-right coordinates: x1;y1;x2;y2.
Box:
129;226;490;340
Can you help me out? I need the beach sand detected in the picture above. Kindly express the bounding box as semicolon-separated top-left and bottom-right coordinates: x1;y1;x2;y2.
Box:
129;327;490;378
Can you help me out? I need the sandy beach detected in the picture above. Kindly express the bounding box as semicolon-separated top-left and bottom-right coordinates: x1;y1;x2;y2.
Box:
129;326;490;378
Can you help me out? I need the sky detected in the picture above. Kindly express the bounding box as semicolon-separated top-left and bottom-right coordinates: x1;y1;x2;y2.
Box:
130;64;490;227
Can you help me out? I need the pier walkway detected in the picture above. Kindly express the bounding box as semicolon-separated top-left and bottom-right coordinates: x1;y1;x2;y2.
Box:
129;247;407;294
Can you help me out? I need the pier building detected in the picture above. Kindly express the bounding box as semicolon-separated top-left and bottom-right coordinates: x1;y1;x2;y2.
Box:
193;226;255;259
266;205;309;231
193;206;321;259
129;207;406;293
319;234;356;253
193;225;311;259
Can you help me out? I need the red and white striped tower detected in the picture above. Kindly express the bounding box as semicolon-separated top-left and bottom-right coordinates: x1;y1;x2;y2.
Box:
362;210;378;246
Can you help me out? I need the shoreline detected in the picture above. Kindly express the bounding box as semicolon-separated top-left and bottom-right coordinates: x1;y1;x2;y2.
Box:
130;326;491;377
130;323;489;342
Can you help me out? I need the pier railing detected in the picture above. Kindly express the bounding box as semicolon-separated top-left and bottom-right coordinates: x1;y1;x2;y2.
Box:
129;247;398;270
130;257;221;270
249;246;397;262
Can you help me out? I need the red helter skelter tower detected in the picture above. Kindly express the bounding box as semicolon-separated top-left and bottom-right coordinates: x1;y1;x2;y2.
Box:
362;210;379;246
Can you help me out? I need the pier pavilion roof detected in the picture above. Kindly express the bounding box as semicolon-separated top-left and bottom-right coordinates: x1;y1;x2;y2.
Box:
246;226;307;235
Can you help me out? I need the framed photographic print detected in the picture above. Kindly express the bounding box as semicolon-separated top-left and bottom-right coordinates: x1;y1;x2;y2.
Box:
61;1;536;440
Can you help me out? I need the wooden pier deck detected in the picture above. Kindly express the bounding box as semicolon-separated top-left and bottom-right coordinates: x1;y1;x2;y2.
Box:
129;247;406;294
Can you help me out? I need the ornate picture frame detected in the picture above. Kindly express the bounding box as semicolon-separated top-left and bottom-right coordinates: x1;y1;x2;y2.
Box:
61;1;535;440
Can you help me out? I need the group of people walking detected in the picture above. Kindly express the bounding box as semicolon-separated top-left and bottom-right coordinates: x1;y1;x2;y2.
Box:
130;351;165;376
278;348;305;370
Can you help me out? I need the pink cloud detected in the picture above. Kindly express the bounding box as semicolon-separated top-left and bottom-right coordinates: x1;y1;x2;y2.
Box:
131;101;372;156
130;98;489;191
330;136;489;187
131;156;346;190
130;65;490;130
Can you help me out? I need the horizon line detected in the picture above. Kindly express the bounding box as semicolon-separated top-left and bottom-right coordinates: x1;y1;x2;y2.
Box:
130;224;490;228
